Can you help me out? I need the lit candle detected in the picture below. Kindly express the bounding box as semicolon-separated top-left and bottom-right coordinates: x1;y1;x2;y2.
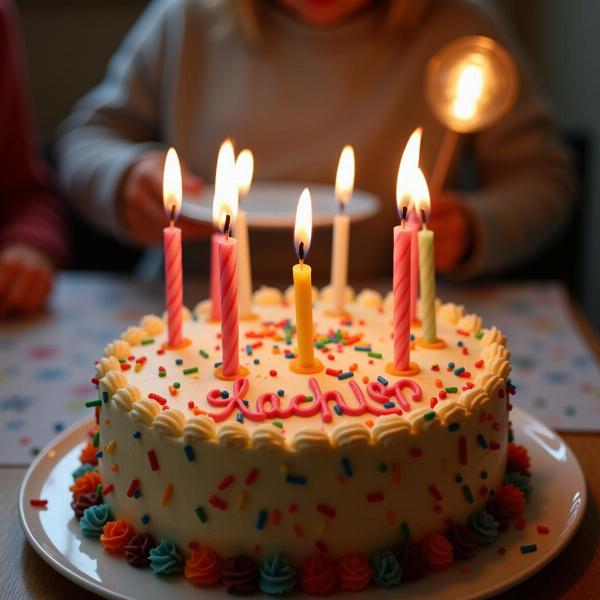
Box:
414;168;446;348
213;142;248;380
386;145;420;377
398;128;422;326
290;189;323;374
162;148;187;348
235;149;255;320
329;145;354;315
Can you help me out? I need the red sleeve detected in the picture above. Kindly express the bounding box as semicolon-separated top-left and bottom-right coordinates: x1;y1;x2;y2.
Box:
0;0;68;266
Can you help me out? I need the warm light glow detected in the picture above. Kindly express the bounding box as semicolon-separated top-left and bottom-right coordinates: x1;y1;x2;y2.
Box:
213;139;239;231
335;145;355;206
413;167;431;222
396;128;422;217
163;147;182;221
452;60;485;121
294;188;313;259
235;149;254;197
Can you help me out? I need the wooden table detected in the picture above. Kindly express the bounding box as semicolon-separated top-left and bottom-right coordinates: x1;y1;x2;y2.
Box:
1;300;599;599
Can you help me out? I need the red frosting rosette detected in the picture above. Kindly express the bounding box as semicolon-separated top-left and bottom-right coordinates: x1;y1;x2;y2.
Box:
421;534;453;571
506;443;531;475
100;519;136;554
185;548;222;587
338;553;373;592
69;471;101;498
487;484;526;528
79;441;99;466
299;555;338;595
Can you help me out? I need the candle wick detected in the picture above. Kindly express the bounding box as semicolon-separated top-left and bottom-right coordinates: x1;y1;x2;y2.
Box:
223;214;231;240
338;201;345;214
298;241;305;263
170;204;176;224
401;205;408;222
420;209;428;226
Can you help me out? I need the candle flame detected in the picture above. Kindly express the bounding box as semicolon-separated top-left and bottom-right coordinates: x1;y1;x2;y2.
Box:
335;145;355;206
396;127;422;218
413;167;431;222
453;60;485;121
235;149;254;197
294;188;313;260
213;139;239;231
163;147;182;221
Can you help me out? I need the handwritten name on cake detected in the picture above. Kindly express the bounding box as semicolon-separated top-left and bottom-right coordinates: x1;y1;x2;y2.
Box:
206;377;422;423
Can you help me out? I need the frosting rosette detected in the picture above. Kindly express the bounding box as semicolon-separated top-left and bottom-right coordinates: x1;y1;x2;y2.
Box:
79;441;99;466
371;415;410;447
506;443;531;475
140;314;164;335
130;398;160;425
446;524;477;559
469;509;499;545
253;286;284;305
393;542;427;580
183;415;217;442
217;422;250;448
95;356;120;379
71;463;95;480
292;428;331;453
121;325;148;346
104;339;130;359
338;553;373;592
184;547;222;587
355;288;382;309
372;550;402;588
331;422;370;448
504;471;533;501
456;313;483;333
99;370;128;396
421;534;453;571
486;484;526;528
80;504;112;538
221;554;259;595
252;425;286;451
112;385;141;412
259;554;297;595
71;491;100;520
125;532;155;567
149;540;184;576
100;519;136;554
153;408;186;437
437;302;465;324
299;555;338;596
70;471;101;499
320;283;353;304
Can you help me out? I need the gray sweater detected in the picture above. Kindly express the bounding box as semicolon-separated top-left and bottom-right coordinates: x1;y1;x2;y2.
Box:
56;0;574;282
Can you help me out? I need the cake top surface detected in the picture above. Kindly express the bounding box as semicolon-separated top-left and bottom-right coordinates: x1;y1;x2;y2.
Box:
96;286;510;451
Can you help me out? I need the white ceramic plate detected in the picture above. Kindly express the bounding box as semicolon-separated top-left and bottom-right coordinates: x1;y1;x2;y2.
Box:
19;407;585;600
181;182;380;228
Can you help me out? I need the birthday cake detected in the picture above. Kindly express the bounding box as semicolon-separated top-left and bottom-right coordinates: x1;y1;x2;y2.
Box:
69;286;531;594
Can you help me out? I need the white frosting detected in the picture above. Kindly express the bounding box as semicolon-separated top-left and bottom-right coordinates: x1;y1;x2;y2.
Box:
285;285;320;305
251;425;286;451
130;398;160;425
371;415;411;447
355;289;383;310
217;422;250;448
140;314;165;336
95;356;121;379
112;385;141;412
459;388;489;413
292;428;331;452
475;372;505;398
437;302;466;325
331;422;370;448
436;401;467;422
153;409;186;437
99;371;128;395
456;313;483;333
121;326;147;346
253;286;284;305
487;356;512;380
480;326;507;346
320;284;354;304
104;339;131;359
183;415;217;442
481;342;511;362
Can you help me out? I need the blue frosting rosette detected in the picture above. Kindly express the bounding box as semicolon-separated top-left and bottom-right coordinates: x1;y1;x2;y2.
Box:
372;550;403;588
72;463;95;480
149;540;184;576
469;509;499;545
259;554;297;595
79;504;111;538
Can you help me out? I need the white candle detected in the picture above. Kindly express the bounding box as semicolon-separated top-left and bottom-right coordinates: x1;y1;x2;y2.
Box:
235;149;254;320
330;145;354;315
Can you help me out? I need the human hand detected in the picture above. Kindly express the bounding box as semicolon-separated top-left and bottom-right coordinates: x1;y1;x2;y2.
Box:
0;242;54;317
120;151;211;245
428;193;473;273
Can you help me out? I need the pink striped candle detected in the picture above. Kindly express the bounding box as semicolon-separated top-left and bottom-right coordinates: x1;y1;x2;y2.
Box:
210;232;222;321
218;232;239;377
407;210;420;323
163;224;183;347
392;224;411;371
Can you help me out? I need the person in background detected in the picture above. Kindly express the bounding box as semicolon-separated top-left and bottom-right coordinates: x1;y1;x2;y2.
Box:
56;0;574;282
0;0;68;316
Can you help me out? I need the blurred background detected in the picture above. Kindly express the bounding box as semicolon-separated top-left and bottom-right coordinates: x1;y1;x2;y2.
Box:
14;0;600;330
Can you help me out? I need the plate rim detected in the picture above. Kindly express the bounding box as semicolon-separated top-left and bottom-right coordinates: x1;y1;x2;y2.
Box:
18;407;587;600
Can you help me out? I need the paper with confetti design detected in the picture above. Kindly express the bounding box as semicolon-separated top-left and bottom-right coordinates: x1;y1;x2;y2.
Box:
1;275;599;466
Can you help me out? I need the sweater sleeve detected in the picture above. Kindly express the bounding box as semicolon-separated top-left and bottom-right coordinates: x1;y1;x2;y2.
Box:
55;0;173;239
446;2;576;277
0;0;68;266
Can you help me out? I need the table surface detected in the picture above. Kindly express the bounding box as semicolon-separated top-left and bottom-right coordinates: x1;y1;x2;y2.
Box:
1;288;599;600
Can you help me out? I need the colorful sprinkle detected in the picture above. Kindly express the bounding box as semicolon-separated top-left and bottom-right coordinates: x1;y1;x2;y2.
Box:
368;352;383;359
126;478;140;498
256;510;268;530
183;444;195;462
141;514;150;525
195;506;207;523
316;504;336;519
341;457;353;477
428;485;443;501
477;434;489;449
236;491;248;511
209;495;228;511
161;484;173;506
218;475;235;491
445;386;459;394
366;492;384;503
183;367;198;375
147;449;159;471
520;544;538;554
337;371;354;380
462;485;474;504
85;399;101;408
29;499;48;507
459;437;468;465
245;468;259;486
537;525;550;534
285;474;307;486
377;375;388;386
448;422;461;432
148;393;167;406
401;521;411;540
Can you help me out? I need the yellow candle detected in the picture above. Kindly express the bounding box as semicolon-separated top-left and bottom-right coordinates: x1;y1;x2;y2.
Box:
291;188;323;374
418;226;436;343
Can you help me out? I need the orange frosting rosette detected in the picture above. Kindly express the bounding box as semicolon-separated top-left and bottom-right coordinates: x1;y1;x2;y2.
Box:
79;441;99;466
184;548;222;587
100;519;136;554
70;471;101;498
